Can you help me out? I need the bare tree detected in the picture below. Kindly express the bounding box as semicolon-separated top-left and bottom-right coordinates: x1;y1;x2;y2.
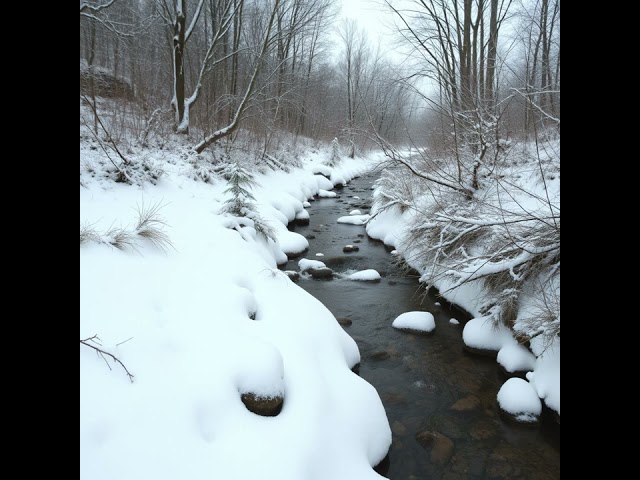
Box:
194;0;282;153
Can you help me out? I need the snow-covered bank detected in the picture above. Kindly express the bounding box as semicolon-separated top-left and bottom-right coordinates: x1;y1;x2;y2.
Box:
80;141;391;479
365;141;560;418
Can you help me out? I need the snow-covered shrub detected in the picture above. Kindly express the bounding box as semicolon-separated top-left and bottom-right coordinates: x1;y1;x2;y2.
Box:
374;139;560;347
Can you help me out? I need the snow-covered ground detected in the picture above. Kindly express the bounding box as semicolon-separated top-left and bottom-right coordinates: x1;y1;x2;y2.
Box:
365;141;560;418
80;133;391;479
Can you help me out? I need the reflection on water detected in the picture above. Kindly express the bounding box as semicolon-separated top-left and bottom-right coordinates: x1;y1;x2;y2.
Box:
285;174;560;479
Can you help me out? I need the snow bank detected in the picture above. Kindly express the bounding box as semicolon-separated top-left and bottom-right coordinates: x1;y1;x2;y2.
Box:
527;336;560;415
365;206;403;247
80;145;391;480
348;269;381;282
337;214;370;225
392;311;436;333
497;378;542;423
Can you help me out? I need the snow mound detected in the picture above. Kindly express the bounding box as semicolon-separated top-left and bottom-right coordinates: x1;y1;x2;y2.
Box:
303;201;311;208
315;176;334;191
315;253;324;257
392;311;435;333
337;214;370;225
348;269;381;282
497;344;536;373
330;172;347;186
497;378;542;423
278;231;309;255
318;189;337;198
298;258;326;271
449;318;460;325
462;316;517;352
311;164;333;177
349;209;362;215
295;209;309;221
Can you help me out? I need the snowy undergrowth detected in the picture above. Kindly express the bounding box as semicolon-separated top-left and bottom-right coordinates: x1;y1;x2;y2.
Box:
80;128;390;479
366;139;560;417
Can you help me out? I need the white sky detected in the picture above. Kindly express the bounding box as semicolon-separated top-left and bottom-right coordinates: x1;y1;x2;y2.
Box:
332;0;404;63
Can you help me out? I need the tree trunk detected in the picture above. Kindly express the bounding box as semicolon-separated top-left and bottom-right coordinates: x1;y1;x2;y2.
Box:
485;0;498;104
173;0;187;133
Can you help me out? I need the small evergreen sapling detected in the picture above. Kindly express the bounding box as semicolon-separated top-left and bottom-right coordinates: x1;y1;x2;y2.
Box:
222;163;275;241
326;137;342;167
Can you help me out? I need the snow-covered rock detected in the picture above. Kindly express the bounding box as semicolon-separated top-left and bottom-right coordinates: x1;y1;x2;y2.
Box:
298;258;326;272
392;311;435;334
497;378;542;424
337;214;370;225
348;269;381;282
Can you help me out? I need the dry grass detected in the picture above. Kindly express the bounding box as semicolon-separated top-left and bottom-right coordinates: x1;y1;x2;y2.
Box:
80;201;173;253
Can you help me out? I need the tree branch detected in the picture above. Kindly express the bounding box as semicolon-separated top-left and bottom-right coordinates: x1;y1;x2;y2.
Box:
80;335;134;383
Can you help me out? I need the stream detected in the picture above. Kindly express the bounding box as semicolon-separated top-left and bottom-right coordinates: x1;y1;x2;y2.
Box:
284;173;560;480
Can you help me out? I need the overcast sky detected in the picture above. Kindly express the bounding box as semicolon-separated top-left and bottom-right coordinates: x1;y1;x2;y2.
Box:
333;0;404;62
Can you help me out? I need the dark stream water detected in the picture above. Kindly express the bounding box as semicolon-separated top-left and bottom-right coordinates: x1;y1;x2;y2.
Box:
284;174;560;480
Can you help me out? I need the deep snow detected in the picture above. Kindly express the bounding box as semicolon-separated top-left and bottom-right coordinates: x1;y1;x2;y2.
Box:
80;136;391;480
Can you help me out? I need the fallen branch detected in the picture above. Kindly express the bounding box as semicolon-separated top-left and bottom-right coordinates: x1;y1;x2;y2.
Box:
80;334;134;383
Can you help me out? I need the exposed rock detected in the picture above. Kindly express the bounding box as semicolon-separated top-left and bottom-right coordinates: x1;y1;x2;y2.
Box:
308;267;333;279
373;452;390;476
392;420;408;436
351;363;360;375
294;217;310;226
469;420;497;440
240;393;283;416
370;351;390;361
343;244;360;253
353;239;362;243
283;270;300;282
394;326;435;336
496;403;541;426
463;344;499;358
305;234;316;239
388;280;397;286
357;234;365;238
450;395;482;412
80;65;134;99
415;430;454;465
498;364;529;380
337;317;353;326
381;392;407;406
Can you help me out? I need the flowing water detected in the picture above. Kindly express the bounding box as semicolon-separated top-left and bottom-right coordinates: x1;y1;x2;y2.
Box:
284;173;560;480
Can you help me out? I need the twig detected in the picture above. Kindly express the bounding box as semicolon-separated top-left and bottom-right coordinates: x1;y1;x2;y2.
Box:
80;334;134;383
